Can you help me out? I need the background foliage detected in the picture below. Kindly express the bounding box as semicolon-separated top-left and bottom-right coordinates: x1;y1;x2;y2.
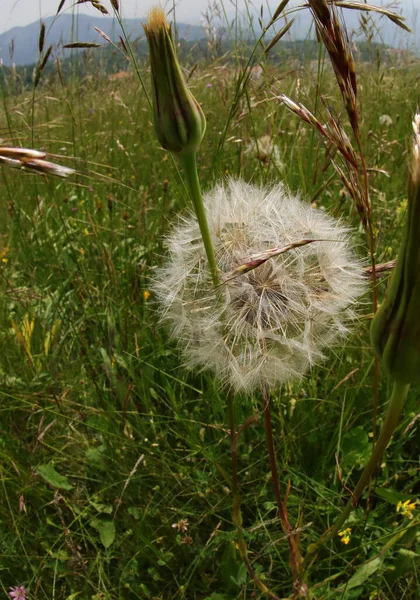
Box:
0;4;419;599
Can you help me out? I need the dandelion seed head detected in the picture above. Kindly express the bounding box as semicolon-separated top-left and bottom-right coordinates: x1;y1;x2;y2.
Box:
154;179;366;392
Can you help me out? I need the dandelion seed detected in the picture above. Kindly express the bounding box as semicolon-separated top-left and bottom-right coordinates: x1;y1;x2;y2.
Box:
154;179;366;392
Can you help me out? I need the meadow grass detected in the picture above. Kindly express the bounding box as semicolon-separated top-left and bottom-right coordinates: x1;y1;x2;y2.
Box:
0;12;419;599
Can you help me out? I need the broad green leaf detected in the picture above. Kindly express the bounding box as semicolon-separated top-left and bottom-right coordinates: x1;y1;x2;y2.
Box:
374;487;405;505
221;541;245;590
91;518;116;549
37;463;72;490
345;557;382;590
128;506;140;519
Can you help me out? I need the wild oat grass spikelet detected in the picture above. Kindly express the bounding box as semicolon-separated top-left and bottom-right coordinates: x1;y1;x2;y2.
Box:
154;179;366;392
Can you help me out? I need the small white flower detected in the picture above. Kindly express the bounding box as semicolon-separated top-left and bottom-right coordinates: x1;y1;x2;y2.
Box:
245;135;283;170
172;519;189;532
379;114;393;127
154;179;366;392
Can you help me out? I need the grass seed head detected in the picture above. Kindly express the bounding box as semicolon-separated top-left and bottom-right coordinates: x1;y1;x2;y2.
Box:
0;147;75;178
154;179;366;392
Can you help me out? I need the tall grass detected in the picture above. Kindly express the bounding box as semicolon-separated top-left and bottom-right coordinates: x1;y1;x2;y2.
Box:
0;2;419;598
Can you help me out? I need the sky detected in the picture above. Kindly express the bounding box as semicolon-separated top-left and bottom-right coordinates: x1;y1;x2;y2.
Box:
1;0;418;34
1;0;209;32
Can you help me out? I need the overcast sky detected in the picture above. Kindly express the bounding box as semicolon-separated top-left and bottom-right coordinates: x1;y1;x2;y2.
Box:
1;0;211;32
1;0;418;34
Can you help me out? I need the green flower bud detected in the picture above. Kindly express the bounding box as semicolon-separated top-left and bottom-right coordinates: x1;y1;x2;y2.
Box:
371;115;420;383
143;7;206;154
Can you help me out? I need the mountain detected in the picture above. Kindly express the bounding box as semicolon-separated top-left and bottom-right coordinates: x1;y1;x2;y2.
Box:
0;7;415;68
0;14;205;66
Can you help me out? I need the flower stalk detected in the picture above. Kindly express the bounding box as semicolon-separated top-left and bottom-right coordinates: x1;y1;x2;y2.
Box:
180;152;220;287
227;393;282;600
144;6;219;286
261;384;303;588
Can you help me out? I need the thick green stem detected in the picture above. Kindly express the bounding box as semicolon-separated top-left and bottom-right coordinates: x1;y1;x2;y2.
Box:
180;152;220;287
306;380;410;560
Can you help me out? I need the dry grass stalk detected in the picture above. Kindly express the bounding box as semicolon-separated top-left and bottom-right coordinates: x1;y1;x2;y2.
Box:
94;26;112;44
63;42;102;49
264;19;295;55
279;95;357;166
335;2;410;33
308;0;358;133
34;45;53;87
56;0;66;14
38;22;46;54
266;0;291;29
76;0;109;15
0;147;75;178
279;93;369;226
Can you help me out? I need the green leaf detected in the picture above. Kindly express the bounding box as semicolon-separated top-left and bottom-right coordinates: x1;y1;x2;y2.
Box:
91;518;116;549
221;541;245;590
90;500;113;514
235;562;248;586
374;487;405;505
345;557;382;590
341;427;371;469
37;463;72;490
128;506;140;520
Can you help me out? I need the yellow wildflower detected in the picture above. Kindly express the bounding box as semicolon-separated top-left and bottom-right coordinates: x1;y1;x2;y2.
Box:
396;499;417;519
144;290;151;301
338;527;352;545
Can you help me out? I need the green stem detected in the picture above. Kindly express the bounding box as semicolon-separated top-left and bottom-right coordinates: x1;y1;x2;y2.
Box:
305;380;410;560
180;152;220;287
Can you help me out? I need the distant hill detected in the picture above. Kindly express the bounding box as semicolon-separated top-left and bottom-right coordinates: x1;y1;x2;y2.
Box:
0;6;414;68
0;14;205;66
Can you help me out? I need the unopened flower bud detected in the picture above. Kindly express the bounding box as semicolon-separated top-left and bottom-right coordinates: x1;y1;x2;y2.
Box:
371;115;420;383
144;7;206;154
